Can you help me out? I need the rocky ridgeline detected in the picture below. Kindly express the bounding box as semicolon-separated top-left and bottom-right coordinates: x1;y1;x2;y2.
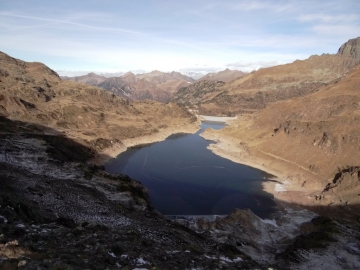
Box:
337;36;360;60
63;70;195;103
171;37;360;116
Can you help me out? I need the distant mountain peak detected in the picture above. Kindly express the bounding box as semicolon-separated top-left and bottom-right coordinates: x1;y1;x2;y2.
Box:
123;71;135;76
87;72;100;76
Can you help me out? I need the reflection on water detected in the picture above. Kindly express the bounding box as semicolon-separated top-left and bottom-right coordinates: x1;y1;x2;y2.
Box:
105;122;278;218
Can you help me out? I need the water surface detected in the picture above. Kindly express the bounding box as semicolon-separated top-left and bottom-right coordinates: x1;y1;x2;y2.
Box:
105;122;278;218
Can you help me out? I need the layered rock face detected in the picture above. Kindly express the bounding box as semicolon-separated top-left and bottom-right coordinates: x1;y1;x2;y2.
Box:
337;36;360;60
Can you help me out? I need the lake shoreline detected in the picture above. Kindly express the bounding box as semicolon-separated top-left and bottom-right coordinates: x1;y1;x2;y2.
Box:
200;130;322;209
93;114;320;213
90;122;200;165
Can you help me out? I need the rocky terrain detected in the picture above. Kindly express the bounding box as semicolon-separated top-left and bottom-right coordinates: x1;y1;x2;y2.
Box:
63;70;194;102
201;38;360;211
172;38;360;116
2;37;360;269
197;68;247;83
0;117;266;269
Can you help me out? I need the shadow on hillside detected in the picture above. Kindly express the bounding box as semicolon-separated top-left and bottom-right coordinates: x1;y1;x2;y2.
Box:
276;198;360;223
0;116;99;163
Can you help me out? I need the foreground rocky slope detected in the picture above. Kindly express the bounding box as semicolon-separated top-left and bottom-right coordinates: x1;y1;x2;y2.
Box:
173;37;360;116
0;117;262;269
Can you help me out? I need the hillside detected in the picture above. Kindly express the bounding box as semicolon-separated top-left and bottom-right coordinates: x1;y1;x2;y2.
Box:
202;63;360;210
64;70;195;102
0;51;198;155
173;37;360;116
197;68;247;82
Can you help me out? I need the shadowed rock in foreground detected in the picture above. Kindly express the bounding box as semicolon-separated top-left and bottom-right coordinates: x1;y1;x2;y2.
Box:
0;118;260;269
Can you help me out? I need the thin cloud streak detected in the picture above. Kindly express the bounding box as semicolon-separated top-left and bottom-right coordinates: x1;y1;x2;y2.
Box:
298;13;359;23
0;12;148;36
0;1;358;73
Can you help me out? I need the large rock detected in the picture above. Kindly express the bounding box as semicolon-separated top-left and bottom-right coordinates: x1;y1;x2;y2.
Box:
337;37;360;60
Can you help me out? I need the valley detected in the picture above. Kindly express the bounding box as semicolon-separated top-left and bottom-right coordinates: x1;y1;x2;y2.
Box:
1;36;360;269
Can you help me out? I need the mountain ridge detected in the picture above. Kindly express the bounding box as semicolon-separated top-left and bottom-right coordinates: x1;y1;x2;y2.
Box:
62;69;196;102
172;37;360;116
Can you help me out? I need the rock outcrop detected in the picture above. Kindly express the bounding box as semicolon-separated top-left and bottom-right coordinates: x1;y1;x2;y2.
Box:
337;36;360;60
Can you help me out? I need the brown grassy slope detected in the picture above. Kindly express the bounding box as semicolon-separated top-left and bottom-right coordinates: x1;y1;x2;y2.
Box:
203;64;360;204
0;52;197;151
197;68;247;83
61;72;107;85
157;79;191;95
173;50;359;116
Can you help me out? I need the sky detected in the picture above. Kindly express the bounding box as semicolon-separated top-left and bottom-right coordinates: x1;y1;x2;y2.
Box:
1;0;359;76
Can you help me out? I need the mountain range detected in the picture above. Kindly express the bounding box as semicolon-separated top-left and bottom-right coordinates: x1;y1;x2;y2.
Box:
172;37;360;116
61;68;246;102
61;70;195;102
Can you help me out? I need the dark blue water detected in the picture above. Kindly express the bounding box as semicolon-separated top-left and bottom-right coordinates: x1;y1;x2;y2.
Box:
105;122;278;218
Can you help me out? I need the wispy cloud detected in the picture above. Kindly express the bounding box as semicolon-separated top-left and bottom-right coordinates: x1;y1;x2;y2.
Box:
298;13;359;23
312;24;360;36
204;0;296;13
227;60;280;70
0;12;147;36
1;0;358;73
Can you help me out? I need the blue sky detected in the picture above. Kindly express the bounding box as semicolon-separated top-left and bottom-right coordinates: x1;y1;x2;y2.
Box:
1;0;359;75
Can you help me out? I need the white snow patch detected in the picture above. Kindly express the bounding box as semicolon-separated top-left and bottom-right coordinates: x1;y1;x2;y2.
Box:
0;216;8;224
121;254;128;258
233;257;243;262
204;255;216;259
261;219;279;227
220;256;232;262
108;252;116;258
136;257;148;265
185;250;191;253
166;250;180;254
